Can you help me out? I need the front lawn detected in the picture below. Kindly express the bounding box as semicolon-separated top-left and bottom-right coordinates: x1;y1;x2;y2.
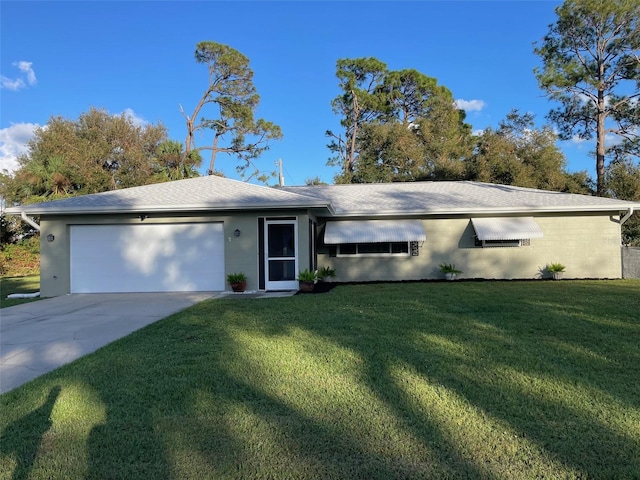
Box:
0;275;40;309
1;281;639;479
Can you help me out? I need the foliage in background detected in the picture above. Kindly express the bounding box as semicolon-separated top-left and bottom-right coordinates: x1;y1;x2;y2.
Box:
325;60;595;194
326;58;472;184
534;0;640;195
181;41;283;183
606;158;640;245
0;237;40;277
0;108;200;206
152;140;201;182
467;110;594;193
0;213;37;245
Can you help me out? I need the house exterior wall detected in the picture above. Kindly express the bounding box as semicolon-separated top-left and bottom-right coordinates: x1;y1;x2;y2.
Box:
38;210;623;296
39;210;311;297
317;214;623;282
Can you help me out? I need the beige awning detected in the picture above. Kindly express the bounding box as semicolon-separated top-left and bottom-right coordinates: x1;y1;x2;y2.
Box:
471;217;543;241
324;220;426;244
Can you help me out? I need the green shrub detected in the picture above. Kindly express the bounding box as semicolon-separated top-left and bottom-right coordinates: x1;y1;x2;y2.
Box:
317;266;336;281
297;269;317;282
226;272;247;284
547;262;566;273
0;237;40;277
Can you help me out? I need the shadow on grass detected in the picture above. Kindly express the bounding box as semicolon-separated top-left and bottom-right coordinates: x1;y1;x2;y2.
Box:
0;386;60;480
73;298;489;479
209;282;640;477
6;281;637;478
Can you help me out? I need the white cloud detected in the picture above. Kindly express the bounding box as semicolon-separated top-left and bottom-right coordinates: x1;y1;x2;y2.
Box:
0;123;40;173
0;61;37;91
472;129;485;136
455;99;486;112
0;77;25;91
121;108;148;127
16;61;37;86
571;135;589;145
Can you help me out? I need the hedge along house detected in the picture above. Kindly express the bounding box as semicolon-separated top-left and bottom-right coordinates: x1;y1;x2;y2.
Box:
6;175;639;297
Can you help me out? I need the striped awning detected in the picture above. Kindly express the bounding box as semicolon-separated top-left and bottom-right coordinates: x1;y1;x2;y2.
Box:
324;220;426;244
471;217;543;241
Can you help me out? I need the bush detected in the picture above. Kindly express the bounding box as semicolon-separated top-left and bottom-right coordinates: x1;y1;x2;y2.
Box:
1;237;40;277
317;266;336;281
297;269;317;282
226;272;247;284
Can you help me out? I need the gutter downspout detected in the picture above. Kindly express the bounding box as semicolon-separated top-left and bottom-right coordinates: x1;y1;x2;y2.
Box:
620;208;634;226
20;211;40;231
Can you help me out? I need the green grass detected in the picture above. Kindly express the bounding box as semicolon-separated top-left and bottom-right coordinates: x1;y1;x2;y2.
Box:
0;275;40;309
1;281;639;479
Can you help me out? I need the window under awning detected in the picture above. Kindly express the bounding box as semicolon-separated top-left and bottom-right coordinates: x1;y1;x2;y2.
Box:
324;220;426;244
471;217;543;241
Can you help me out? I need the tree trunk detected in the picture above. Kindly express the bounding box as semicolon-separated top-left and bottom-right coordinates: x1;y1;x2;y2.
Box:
208;135;219;175
596;82;606;196
347;90;359;177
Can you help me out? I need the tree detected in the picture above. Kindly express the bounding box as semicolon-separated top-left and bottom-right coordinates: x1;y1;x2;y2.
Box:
605;158;640;244
304;176;328;186
414;94;473;181
465;110;594;193
326;57;387;182
534;0;640;195
350;123;425;183
181;41;282;181
327;58;472;183
0;108;185;206
151;140;201;182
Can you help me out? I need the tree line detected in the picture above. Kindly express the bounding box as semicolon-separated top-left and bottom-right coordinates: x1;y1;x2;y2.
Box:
1;0;638;244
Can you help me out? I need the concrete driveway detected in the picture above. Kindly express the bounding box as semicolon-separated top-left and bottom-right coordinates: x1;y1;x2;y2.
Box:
0;292;219;394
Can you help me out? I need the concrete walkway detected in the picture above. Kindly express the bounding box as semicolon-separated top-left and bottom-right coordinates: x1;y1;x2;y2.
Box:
0;292;224;394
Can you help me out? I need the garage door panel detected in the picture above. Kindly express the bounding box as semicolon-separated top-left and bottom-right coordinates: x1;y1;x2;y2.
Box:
71;223;225;293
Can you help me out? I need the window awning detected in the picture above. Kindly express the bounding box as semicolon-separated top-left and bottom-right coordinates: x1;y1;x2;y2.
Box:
471;217;543;241
324;220;426;244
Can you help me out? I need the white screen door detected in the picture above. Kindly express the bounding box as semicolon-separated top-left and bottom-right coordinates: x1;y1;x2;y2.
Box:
265;219;298;290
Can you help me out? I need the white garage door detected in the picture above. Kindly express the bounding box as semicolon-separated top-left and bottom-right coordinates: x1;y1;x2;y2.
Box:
70;223;225;293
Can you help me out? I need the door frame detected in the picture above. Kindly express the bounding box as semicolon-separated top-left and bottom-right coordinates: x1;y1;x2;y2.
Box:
262;217;299;290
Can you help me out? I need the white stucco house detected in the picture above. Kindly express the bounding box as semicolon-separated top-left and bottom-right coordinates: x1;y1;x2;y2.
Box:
5;175;639;297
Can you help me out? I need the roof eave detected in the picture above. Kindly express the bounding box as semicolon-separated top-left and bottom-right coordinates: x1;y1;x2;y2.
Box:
5;201;333;216
328;205;640;217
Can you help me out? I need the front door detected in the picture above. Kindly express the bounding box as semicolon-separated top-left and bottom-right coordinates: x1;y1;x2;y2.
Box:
265;219;298;290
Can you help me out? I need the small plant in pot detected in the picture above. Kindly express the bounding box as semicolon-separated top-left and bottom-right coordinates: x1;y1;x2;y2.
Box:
297;269;317;292
317;266;336;283
439;263;463;281
227;272;247;292
547;262;566;280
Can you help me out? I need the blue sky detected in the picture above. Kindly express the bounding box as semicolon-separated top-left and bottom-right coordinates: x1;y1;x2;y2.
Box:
1;0;594;185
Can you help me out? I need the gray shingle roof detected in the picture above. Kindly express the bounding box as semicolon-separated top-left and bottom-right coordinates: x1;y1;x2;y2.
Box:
281;181;640;216
7;175;328;215
6;177;639;217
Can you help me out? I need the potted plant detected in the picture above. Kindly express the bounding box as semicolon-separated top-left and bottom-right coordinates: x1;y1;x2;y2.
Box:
317;266;336;283
439;263;463;281
227;272;247;292
547;262;566;280
297;269;317;292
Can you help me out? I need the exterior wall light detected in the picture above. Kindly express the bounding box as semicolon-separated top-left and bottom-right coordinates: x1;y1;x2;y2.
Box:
46;234;55;242
234;229;241;237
